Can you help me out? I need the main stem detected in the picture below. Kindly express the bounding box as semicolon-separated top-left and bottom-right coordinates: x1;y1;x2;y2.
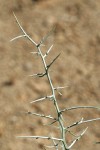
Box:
37;46;68;150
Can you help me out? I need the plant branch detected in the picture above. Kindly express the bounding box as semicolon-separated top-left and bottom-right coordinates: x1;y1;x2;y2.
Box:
11;13;37;46
47;53;61;69
68;127;88;149
27;111;57;120
17;135;63;142
11;13;69;150
30;95;53;103
44;45;53;58
12;13;100;150
66;117;100;129
61;106;100;113
37;26;55;47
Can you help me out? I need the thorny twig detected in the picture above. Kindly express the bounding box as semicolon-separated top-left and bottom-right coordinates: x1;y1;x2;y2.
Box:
11;13;100;150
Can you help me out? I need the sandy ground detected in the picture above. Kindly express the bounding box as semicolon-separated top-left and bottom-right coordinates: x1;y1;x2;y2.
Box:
0;0;100;150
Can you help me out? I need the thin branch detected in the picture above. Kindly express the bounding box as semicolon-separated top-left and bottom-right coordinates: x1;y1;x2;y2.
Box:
44;45;53;57
57;91;63;96
44;145;56;148
80;118;100;124
66;118;100;129
68;127;88;149
27;111;56;120
52;140;59;150
12;12;37;46
67;118;84;129
67;130;80;138
54;86;68;90
54;86;68;96
29;72;46;78
17;135;63;142
47;53;61;69
44;120;58;126
38;26;55;47
30;97;46;103
13;12;27;35
30;51;40;55
10;34;26;42
43;140;61;150
61;106;100;113
30;95;53;103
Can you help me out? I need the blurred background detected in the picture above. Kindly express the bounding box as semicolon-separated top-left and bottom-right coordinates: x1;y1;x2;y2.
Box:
0;0;100;149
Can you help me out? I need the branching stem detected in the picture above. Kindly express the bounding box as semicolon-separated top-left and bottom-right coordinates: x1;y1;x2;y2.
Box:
11;13;100;150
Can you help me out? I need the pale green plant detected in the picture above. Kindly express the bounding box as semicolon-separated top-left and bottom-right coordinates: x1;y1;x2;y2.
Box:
11;13;100;150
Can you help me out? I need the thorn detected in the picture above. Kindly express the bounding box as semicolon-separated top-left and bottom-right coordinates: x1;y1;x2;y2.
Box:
44;45;53;57
38;26;56;47
47;53;61;69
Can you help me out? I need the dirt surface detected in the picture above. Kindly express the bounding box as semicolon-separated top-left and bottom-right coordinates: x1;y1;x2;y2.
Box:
0;0;100;150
